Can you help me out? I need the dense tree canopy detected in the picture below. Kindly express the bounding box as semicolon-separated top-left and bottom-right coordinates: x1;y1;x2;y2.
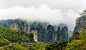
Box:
0;26;30;42
66;30;86;50
27;42;46;50
45;40;68;50
2;26;86;50
66;40;84;50
68;31;81;43
0;36;9;47
11;43;27;50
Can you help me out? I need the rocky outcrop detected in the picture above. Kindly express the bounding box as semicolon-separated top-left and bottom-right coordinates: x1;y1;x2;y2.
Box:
53;26;68;43
53;23;68;31
31;22;37;30
2;19;30;34
73;9;86;34
30;30;38;42
73;17;85;34
10;23;19;30
44;25;54;43
27;23;30;33
0;20;7;26
0;19;68;43
37;23;46;42
31;21;48;42
61;26;68;41
44;25;68;43
53;31;58;42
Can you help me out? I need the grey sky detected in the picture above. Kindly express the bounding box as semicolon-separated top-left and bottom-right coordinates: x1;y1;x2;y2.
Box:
0;0;86;31
0;0;85;12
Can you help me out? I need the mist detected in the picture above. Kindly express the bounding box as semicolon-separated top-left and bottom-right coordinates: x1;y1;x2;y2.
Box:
0;4;79;30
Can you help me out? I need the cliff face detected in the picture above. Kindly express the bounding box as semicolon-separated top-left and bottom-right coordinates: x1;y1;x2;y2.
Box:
53;31;58;42
53;23;68;31
30;30;38;42
2;19;30;34
0;20;7;26
73;9;86;34
31;22;48;42
44;25;68;43
10;23;19;30
53;26;68;43
61;26;68;41
30;22;68;43
73;16;86;34
37;23;46;42
44;25;54;43
0;19;68;43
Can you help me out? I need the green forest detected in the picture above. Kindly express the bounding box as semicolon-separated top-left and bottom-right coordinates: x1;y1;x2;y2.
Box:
0;26;47;50
0;26;30;42
1;26;86;50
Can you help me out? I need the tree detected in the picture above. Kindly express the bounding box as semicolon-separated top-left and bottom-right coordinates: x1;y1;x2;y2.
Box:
69;31;81;43
66;40;84;50
11;43;27;50
0;36;9;47
0;26;30;43
45;40;68;50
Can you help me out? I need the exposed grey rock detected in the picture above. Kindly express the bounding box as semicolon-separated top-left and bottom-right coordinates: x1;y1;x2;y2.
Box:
53;26;68;43
73;16;86;34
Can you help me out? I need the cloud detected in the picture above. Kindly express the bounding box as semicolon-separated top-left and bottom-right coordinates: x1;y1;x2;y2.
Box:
0;0;85;13
0;4;79;30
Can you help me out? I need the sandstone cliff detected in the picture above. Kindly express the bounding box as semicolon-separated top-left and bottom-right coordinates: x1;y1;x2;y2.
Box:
2;19;30;34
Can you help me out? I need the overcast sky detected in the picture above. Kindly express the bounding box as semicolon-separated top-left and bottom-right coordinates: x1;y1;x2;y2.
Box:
0;0;86;31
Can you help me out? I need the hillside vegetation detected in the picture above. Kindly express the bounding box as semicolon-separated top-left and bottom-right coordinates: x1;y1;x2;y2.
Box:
0;36;9;47
0;26;30;43
2;24;86;50
0;26;47;50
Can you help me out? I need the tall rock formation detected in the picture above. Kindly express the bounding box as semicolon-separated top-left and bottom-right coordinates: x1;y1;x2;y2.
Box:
53;31;58;42
61;26;68;41
0;19;68;43
37;23;46;42
73;9;86;34
30;30;38;42
44;25;54;43
0;20;6;26
2;19;30;34
53;26;68;43
31;22;37;30
30;21;48;42
53;23;68;31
